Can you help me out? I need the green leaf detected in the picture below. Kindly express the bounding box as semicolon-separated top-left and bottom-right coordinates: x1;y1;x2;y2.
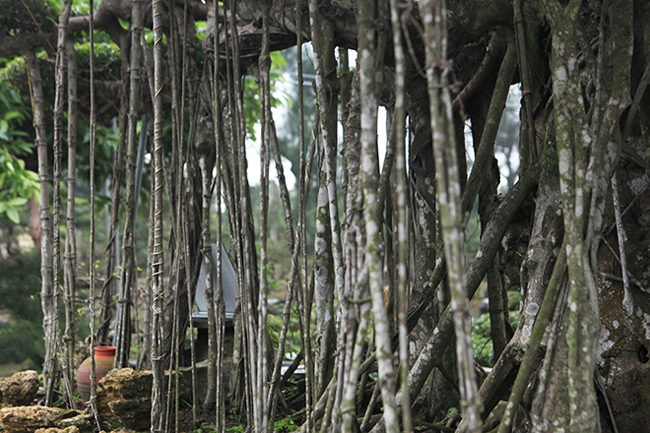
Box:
6;207;19;224
118;17;130;30
3;111;21;121
8;197;28;206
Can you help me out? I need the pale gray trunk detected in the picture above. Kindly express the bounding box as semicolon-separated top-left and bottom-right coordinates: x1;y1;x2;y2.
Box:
224;0;261;426
357;0;400;432
151;0;167;428
296;4;315;423
207;6;226;425
137;172;154;371
201;32;218;409
388;0;412;429
314;174;335;399
52;0;72;407
114;0;144;369
87;3;100;424
421;0;481;430
200;153;215;407
528;0;633;429
255;3;272;430
212;25;226;429
27;47;58;407
97;33;129;349
496;143;564;433
63;36;78;409
336;73;363;433
309;0;339;401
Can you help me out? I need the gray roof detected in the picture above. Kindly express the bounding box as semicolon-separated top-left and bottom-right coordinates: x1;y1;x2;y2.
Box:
193;243;237;324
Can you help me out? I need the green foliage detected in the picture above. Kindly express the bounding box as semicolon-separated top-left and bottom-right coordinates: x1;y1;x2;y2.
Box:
242;51;288;141
215;407;300;433
0;0;59;37
214;417;298;433
0;87;39;224
74;40;122;76
196;424;218;433
70;0;89;17
0;40;124;199
0;56;29;86
267;313;281;349
471;313;494;366
273;45;317;182
76;120;120;185
267;310;302;359
471;308;519;366
464;202;481;260
273;417;300;432
0;252;44;368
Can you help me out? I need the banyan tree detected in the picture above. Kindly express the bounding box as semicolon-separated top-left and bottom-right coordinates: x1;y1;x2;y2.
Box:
0;0;649;431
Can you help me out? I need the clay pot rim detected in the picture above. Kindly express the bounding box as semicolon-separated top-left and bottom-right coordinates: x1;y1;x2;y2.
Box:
94;346;117;355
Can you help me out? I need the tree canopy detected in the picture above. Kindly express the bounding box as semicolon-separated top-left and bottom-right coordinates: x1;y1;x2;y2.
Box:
0;0;649;432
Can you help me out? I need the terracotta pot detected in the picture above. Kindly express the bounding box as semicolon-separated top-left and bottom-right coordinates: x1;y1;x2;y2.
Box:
76;346;116;404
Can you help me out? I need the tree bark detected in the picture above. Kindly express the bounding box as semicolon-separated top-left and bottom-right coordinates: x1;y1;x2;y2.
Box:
421;0;481;430
357;1;400;432
27;46;58;407
150;0;167;427
114;0;144;369
63;35;78;409
52;0;73;407
309;0;339;401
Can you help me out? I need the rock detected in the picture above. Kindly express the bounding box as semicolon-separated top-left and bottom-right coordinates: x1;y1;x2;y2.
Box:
0;370;40;407
96;369;152;431
56;412;94;432
96;368;188;431
35;427;80;433
105;397;151;430
0;406;81;433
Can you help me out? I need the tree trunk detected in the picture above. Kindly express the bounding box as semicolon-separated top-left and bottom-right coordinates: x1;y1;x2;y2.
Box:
63;35;78;409
52;0;73;407
357;0;400;432
27;47;58;407
422;0;481;430
150;0;167;427
309;0;342;402
114;0;144;369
